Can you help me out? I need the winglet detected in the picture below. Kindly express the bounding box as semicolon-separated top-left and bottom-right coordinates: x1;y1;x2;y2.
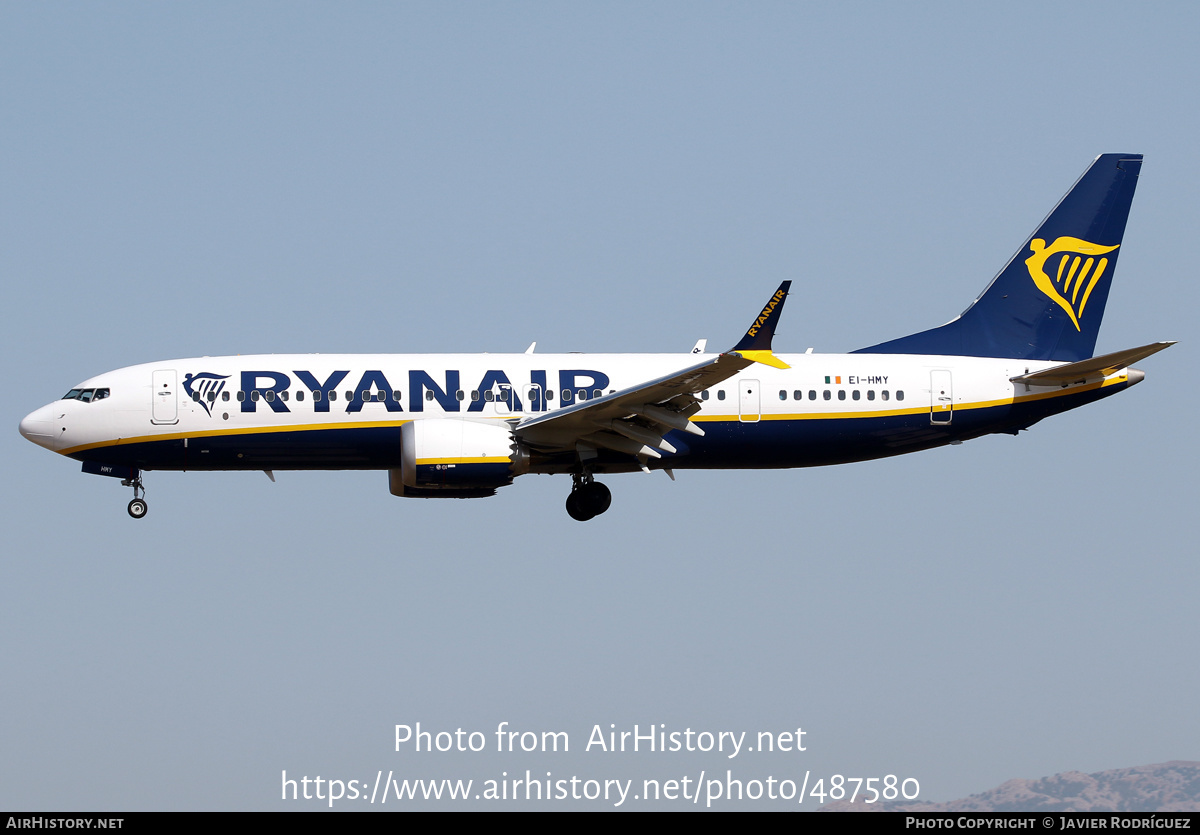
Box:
729;281;792;368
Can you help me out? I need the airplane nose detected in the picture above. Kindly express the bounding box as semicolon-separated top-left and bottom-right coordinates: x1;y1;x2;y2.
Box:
19;406;59;451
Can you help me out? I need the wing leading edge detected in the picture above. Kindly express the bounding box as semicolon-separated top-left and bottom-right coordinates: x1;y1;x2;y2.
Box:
515;281;792;463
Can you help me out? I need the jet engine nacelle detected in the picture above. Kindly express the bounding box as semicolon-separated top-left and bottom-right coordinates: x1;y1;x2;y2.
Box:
388;419;527;498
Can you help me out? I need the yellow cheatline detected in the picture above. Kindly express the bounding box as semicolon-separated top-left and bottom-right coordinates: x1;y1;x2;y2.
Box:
691;374;1126;423
415;457;511;466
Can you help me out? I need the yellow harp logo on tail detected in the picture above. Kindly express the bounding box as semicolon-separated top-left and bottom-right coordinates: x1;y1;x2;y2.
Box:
1024;237;1120;331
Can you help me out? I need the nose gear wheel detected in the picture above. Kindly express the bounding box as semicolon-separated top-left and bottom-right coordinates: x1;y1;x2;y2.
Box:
121;472;148;519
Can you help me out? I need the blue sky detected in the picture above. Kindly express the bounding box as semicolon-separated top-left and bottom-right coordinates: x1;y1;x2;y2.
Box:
2;2;1196;810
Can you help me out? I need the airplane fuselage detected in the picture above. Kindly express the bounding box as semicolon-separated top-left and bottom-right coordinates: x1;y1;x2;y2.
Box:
18;154;1165;520
20;351;1138;476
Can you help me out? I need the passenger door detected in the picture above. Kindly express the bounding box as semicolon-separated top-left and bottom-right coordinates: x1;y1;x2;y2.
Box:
930;370;953;424
151;369;178;425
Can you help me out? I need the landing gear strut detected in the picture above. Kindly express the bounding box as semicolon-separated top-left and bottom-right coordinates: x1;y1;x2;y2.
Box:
565;473;611;521
122;471;148;519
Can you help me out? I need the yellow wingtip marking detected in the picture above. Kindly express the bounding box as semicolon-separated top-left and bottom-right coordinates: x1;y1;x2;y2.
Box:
739;350;791;370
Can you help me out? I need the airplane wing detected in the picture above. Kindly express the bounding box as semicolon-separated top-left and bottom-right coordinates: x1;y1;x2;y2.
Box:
1008;341;1175;386
515;282;791;461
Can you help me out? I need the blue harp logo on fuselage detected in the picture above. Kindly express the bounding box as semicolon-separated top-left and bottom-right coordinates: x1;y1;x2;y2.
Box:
1024;236;1120;331
182;372;229;417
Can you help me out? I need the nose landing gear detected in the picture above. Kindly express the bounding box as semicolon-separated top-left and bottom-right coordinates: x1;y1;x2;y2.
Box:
565;474;611;521
122;472;148;519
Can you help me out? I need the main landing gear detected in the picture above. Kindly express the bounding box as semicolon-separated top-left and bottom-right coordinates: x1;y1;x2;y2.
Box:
122;472;148;519
566;473;611;522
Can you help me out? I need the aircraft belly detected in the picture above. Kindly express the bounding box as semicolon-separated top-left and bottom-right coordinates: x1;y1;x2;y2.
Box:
657;381;1129;469
69;425;406;471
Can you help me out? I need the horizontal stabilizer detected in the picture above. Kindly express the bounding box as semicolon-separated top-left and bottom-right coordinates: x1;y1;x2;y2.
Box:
1009;341;1175;386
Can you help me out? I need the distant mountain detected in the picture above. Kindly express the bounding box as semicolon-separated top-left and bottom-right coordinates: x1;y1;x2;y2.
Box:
820;761;1200;812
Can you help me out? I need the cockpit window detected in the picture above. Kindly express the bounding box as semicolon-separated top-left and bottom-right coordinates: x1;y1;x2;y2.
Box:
61;388;110;402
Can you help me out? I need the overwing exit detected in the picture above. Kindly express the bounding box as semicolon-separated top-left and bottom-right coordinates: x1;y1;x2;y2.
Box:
19;154;1173;520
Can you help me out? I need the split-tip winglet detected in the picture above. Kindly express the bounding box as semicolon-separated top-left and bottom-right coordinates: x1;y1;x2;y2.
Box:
729;281;792;369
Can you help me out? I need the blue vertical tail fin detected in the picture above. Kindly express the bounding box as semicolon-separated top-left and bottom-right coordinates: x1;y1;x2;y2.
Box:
856;154;1142;362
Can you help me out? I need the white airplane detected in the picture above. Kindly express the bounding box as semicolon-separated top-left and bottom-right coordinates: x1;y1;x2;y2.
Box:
20;154;1172;521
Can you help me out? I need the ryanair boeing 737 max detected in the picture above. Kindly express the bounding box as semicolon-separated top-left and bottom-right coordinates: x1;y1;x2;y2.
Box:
19;154;1173;520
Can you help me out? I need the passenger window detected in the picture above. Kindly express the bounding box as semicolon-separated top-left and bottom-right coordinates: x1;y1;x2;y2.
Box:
838;390;846;401
867;390;875;401
237;391;246;402
577;389;587;401
251;391;260;402
823;390;831;401
779;390;787;400
852;390;860;401
896;390;904;401
808;390;816;400
345;391;353;402
546;390;555;401
191;391;201;402
701;391;709;401
793;390;802;400
328;391;337;401
222;391;230;402
471;390;480;402
206;391;216;402
881;390;889;401
562;390;573;403
456;390;465;401
296;390;305;402
265;390;275;402
717;390;726;401
281;391;289;401
425;390;434;401
593;389;602;400
485;390;494;402
393;391;402;402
